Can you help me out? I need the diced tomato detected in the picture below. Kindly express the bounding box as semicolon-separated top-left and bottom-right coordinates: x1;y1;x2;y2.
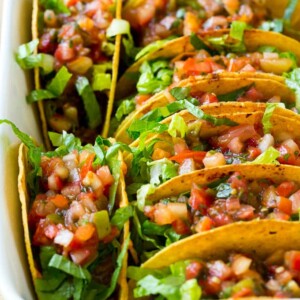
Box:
289;190;300;214
248;147;261;160
200;276;221;295
277;197;292;215
217;125;258;149
277;182;297;197
270;210;290;221
74;224;96;242
227;57;250;72
123;0;156;29
277;144;300;166
169;150;206;164
32;220;52;246
144;206;155;220
194;216;213;232
172;219;190;235
186;261;202;280
209;260;233;280
38;32;57;54
285;251;300;272
199;93;218;105
103;226;119;244
44;223;59;239
96;166;114;187
212;213;233;227
54;43;75;63
183;58;212;76
135;94;152;106
228;172;248;191
70;246;98;266
226;197;240;212
174;140;189;154
80;153;96;180
239;87;264;102
189;184;212;212
66;0;79;6
232;287;253;298
235;205;255;220
51;194;69;209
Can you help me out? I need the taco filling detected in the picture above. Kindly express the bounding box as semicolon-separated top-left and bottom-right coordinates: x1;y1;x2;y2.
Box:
123;0;275;46
128;250;300;298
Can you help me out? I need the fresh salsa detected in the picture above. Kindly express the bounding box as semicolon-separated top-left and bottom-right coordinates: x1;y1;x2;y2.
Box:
129;250;300;298
123;0;271;46
144;173;300;236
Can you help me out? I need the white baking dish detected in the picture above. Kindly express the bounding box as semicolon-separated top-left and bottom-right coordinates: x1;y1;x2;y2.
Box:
0;0;43;299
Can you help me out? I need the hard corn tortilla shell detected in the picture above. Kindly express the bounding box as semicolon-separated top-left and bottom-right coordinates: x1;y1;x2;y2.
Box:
116;29;300;100
18;144;130;299
32;0;122;148
142;220;300;269
148;164;300;202
102;0;123;138
115;75;295;144
17;144;38;281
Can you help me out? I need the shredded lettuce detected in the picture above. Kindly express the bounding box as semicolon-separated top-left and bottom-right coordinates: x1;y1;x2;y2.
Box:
47;66;72;96
168;114;188;138
137;184;156;210
27;66;72;103
111;206;134;230
15;39;54;74
230;21;247;42
147;158;178;186
248;147;280;165
183;100;238;126
218;85;252;102
115;99;135;121
92;73;111;92
170;87;191;100
49;254;92;281
283;68;300;111
75;76;102;129
180;279;202;300
190;33;210;51
262;103;285;134
40;0;70;14
137;60;173;95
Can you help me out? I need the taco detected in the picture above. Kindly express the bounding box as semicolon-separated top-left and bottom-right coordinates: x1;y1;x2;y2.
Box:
17;129;132;299
122;0;300;47
116;30;300;102
115;73;298;143
125;107;300;175
128;221;300;299
128;161;300;258
16;0;122;148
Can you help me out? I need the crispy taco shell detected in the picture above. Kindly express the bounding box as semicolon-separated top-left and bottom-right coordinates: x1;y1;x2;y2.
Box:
116;75;296;144
17;143;129;299
142;219;300;269
32;0;122;149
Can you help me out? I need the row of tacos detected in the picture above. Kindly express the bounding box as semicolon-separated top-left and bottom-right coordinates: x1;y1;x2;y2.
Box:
13;0;300;299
